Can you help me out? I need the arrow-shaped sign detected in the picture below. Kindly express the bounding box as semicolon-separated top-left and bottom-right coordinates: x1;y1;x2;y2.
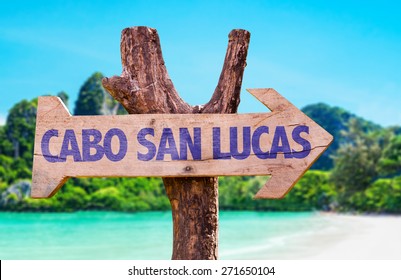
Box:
32;88;333;199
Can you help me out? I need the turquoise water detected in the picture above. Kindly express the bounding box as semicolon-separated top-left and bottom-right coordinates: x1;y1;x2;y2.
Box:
0;211;330;259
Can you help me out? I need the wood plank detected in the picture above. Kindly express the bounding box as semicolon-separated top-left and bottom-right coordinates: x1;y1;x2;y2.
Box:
32;88;333;199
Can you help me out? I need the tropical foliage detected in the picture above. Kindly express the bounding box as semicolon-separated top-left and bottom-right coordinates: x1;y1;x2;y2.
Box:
1;72;400;213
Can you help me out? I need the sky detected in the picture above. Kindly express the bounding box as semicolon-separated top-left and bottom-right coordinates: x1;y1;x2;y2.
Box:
0;0;400;127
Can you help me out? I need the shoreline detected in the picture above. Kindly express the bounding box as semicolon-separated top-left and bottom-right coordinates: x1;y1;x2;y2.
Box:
304;213;401;260
220;212;401;260
1;211;400;260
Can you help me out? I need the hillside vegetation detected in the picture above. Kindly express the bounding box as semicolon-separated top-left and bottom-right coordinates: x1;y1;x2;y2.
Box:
1;72;400;213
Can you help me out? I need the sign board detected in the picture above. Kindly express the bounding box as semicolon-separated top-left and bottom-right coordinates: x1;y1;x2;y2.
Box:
32;88;333;199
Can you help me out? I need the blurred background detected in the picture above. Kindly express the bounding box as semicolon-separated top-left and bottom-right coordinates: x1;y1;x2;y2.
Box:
0;0;400;259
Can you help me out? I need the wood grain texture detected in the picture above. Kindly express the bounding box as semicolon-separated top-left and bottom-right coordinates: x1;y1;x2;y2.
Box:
102;27;250;260
32;89;333;199
31;26;333;260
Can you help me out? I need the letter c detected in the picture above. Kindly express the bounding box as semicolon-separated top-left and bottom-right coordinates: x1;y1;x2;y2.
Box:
41;129;63;162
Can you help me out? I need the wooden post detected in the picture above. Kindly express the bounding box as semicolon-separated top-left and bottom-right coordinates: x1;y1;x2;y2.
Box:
102;26;250;260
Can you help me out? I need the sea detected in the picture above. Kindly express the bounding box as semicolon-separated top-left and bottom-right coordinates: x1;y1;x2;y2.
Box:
0;211;342;260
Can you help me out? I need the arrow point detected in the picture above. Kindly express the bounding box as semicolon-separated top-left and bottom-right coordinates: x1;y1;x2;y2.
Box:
32;97;70;198
246;88;273;108
37;96;71;118
247;88;295;112
31;168;68;198
254;168;305;199
254;179;291;199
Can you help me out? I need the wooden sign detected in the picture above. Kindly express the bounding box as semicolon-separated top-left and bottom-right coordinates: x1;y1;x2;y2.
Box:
32;88;333;199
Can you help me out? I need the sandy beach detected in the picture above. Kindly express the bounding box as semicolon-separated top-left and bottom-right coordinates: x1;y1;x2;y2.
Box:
304;214;401;260
225;213;401;260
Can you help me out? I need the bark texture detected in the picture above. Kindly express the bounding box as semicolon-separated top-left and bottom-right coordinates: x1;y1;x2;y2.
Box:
103;26;250;259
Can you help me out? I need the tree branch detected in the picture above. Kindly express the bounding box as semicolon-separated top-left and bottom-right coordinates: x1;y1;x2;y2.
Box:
200;29;250;114
102;26;192;114
102;26;250;260
103;27;250;115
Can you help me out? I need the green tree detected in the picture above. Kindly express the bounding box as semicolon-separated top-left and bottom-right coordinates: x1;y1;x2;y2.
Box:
74;72;126;116
219;172;336;211
302;103;381;170
4;98;38;162
378;134;401;177
0;155;17;183
330;119;382;204
0;126;13;156
57;185;89;212
302;103;351;170
389;126;401;136
90;187;122;210
349;177;401;213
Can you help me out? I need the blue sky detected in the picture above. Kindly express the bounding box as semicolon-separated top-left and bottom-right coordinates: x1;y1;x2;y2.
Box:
1;0;400;127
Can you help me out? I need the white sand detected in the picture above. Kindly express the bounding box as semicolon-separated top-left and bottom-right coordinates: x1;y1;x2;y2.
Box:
304;214;401;260
221;213;401;260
